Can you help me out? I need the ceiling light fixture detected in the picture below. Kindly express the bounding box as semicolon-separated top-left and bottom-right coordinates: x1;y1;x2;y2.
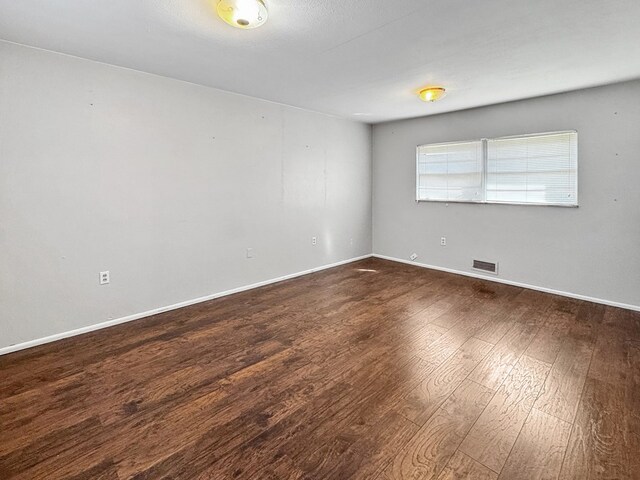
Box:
216;0;268;29
418;87;446;103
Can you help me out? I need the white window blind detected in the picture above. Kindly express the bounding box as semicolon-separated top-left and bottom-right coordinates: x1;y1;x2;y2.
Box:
486;132;577;205
416;131;578;206
417;140;483;202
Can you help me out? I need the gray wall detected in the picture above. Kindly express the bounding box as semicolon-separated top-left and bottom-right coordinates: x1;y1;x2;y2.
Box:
0;41;372;349
373;80;640;308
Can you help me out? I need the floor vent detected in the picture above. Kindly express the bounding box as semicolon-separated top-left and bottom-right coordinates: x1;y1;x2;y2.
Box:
473;260;498;274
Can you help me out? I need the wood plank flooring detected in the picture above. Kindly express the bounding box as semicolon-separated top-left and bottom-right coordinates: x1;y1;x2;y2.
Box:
1;257;639;479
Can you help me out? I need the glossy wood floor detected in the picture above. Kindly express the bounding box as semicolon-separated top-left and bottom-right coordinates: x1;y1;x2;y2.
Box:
1;258;639;479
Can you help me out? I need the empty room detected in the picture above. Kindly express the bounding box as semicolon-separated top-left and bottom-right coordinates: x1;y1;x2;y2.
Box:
1;1;639;479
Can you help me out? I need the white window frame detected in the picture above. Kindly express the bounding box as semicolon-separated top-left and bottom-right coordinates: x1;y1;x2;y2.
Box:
416;130;578;207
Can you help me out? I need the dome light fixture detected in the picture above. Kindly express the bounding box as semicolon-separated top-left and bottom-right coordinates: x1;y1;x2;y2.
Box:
418;87;446;103
216;0;268;29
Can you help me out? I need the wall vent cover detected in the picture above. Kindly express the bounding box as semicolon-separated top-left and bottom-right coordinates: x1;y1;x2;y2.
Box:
473;260;498;274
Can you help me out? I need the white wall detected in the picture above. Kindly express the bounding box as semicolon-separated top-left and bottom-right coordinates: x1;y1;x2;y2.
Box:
0;41;372;349
373;80;640;309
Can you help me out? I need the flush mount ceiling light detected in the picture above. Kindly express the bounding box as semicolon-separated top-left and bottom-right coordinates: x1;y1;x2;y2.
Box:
418;87;446;103
216;0;268;29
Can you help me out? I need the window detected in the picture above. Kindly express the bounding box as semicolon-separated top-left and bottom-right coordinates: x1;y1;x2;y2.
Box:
416;140;483;202
417;131;578;206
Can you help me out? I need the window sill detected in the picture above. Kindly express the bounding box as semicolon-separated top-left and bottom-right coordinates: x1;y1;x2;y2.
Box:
416;199;579;208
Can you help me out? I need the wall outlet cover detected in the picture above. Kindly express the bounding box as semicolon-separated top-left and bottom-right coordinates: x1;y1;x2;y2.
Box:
410;253;418;261
99;271;110;285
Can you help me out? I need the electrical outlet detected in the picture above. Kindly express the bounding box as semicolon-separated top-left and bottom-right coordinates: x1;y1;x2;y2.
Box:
99;271;110;285
312;236;317;246
410;253;418;261
440;237;447;246
246;248;254;259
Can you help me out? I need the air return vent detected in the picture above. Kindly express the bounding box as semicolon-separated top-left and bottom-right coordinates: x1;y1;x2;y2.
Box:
473;260;498;274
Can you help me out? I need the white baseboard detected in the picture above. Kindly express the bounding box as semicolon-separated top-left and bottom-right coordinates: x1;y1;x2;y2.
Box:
373;253;640;312
4;252;636;356
0;254;373;356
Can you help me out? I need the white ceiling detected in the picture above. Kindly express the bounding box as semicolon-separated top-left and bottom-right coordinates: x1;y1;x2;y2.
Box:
1;0;639;123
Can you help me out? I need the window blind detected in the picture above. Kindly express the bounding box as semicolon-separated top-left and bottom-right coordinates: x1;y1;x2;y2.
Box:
417;140;483;202
486;132;578;206
416;131;578;206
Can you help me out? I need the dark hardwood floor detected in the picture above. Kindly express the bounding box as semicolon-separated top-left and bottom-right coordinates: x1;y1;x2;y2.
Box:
1;257;639;479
